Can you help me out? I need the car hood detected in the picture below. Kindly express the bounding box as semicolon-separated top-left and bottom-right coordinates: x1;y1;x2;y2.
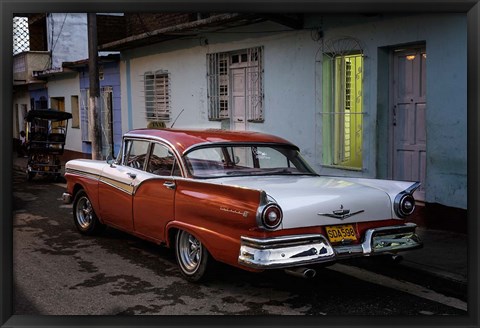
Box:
213;175;412;229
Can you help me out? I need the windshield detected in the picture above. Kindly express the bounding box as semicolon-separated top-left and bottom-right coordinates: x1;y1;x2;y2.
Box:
184;144;317;178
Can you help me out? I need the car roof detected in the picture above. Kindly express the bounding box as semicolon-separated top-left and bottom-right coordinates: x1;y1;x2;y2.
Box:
124;128;297;154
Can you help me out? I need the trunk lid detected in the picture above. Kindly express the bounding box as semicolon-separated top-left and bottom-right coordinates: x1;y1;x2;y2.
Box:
214;175;396;229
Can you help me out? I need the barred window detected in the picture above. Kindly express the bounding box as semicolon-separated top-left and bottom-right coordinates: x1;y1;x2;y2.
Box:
207;47;263;122
144;71;171;122
322;53;364;169
13;16;30;55
207;53;230;120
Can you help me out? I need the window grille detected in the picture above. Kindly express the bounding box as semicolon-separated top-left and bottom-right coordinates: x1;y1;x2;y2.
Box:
144;71;171;122
245;47;264;122
207;53;230;120
207;47;264;122
13;16;30;55
321;38;364;170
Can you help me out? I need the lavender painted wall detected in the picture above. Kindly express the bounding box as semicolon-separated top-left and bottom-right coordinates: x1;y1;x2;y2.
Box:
78;60;122;156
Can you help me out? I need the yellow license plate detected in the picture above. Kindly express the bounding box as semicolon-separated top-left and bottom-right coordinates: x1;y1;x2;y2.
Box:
325;224;357;243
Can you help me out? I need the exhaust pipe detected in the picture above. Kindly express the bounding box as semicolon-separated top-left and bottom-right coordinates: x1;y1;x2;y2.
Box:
390;254;403;264
284;267;317;279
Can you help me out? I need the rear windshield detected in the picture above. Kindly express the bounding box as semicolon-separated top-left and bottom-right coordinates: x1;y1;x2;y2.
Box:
184;144;317;178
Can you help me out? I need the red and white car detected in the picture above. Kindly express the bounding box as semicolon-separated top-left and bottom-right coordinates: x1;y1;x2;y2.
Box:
62;128;422;282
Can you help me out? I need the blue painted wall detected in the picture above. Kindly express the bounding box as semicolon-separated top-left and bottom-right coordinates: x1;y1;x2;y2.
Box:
78;60;122;156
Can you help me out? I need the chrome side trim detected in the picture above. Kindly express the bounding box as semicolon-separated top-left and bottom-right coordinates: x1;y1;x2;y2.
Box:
65;168;101;180
238;223;422;269
99;176;134;195
66;168;134;195
405;182;421;194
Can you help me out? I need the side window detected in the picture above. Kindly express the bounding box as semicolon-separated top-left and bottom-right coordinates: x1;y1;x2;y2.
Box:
147;143;180;176
125;139;150;170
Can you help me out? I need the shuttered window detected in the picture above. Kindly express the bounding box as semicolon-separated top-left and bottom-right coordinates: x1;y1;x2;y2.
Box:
144;71;171;122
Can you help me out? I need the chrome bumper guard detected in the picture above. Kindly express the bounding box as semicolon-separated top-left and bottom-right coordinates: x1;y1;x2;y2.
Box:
238;223;422;269
62;192;72;204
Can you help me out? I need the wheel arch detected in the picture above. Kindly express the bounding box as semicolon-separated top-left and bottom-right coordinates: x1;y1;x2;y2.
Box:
165;222;219;258
71;181;104;224
165;221;240;266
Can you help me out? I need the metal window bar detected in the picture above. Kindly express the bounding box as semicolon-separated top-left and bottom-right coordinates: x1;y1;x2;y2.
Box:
144;71;171;122
207;53;230;120
207;48;264;122
13;16;30;55
321;54;364;167
246;47;264;122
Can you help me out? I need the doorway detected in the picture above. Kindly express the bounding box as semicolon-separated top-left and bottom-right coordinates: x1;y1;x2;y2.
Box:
390;46;427;200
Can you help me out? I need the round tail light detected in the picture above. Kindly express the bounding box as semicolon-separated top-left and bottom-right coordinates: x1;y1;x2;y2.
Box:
394;193;416;218
262;204;283;230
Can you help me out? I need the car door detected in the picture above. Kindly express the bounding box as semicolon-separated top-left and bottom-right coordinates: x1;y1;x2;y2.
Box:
132;142;179;242
98;138;150;232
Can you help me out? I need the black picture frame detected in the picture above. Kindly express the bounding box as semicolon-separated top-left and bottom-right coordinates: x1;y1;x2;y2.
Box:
1;1;478;327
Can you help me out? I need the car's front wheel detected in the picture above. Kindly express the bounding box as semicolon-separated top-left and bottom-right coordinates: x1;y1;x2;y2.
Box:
73;190;105;235
175;230;212;282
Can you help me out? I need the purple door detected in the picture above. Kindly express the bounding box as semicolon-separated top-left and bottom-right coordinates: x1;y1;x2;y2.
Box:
392;47;427;200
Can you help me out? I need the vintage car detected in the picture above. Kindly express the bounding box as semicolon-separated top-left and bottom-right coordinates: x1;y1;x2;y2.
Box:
62;128;422;282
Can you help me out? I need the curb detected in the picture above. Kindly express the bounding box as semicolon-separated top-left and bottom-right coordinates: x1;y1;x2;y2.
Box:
399;260;467;286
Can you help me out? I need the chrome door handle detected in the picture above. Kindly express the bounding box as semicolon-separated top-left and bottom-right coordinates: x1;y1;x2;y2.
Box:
163;181;176;190
127;172;136;179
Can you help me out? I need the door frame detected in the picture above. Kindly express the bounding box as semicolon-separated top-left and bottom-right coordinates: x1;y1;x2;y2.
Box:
388;43;427;200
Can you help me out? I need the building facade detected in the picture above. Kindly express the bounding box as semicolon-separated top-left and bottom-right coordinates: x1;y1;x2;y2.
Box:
102;13;466;211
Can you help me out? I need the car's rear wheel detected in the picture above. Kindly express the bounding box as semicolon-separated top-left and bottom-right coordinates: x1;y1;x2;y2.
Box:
73;190;105;235
175;230;212;282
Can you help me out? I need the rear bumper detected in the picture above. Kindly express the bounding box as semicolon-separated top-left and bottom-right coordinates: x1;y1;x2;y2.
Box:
238;223;422;269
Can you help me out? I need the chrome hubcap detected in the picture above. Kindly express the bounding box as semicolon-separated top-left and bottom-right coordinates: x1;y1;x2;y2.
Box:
76;196;93;229
178;231;202;273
